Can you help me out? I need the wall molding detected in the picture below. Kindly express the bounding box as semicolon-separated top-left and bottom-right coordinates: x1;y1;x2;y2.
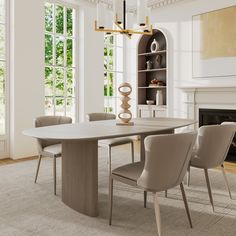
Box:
84;0;187;12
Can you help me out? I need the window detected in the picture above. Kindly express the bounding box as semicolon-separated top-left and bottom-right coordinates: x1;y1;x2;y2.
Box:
44;2;77;121
0;0;7;136
104;34;123;114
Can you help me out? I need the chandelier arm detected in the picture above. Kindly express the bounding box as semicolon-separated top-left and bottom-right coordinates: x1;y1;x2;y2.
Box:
129;31;153;36
128;25;153;35
115;22;124;31
95;21;128;33
95;28;128;34
123;0;126;30
95;22;153;36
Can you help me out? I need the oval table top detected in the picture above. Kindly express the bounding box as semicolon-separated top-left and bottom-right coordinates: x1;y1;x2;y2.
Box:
23;117;196;141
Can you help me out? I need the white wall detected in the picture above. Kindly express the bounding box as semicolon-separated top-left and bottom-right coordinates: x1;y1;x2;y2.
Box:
126;0;236;118
10;0;45;159
9;0;104;159
78;4;104;122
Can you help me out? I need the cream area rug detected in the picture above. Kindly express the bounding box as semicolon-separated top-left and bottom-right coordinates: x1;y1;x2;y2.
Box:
0;145;236;236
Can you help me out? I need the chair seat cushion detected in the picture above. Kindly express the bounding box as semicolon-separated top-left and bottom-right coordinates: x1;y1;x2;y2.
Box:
112;162;144;182
99;137;133;147
43;144;61;157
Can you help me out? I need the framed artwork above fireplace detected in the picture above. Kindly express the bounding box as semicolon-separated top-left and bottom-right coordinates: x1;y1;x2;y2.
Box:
192;5;236;78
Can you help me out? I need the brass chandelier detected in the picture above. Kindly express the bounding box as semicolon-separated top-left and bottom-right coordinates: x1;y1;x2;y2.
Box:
95;0;153;38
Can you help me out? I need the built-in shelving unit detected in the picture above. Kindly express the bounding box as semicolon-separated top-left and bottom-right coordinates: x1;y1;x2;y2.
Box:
137;29;168;118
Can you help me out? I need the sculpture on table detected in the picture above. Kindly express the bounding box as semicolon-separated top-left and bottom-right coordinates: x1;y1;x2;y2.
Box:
117;82;134;126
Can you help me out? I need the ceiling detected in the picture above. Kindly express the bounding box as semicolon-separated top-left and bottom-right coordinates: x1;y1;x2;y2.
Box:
84;0;187;11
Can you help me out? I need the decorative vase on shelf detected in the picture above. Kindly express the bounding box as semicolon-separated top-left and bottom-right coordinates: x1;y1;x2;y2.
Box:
150;39;160;53
146;60;153;70
155;54;162;68
156;90;163;106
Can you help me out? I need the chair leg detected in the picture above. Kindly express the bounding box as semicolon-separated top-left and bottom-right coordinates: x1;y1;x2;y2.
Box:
165;190;168;198
154;193;162;236
180;182;193;228
204;169;214;212
187;165;190;187
34;155;42;184
53;156;57;195
144;191;147;208
108;146;112;176
221;164;232;199
109;177;114;225
131;141;134;163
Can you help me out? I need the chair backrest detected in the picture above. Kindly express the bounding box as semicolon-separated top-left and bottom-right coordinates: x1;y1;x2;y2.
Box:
35;116;72;149
194;124;236;169
86;113;116;122
137;132;197;192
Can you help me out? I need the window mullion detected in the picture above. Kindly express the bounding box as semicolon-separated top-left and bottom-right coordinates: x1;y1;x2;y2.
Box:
107;46;110;110
113;39;115;114
64;6;67;117
52;3;56;116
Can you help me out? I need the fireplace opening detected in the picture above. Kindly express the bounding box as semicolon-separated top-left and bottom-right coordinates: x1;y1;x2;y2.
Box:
199;108;236;162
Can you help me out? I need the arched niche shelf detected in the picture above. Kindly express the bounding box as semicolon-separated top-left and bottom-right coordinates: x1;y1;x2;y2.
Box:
137;29;168;118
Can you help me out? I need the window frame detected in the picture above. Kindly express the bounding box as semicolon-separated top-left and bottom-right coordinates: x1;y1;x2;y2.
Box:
104;34;124;115
44;0;79;121
0;0;10;157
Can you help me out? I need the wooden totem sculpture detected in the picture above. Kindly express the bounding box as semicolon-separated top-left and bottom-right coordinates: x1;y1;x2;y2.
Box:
117;82;134;126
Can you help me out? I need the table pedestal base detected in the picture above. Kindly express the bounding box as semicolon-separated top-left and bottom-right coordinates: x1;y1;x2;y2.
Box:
62;140;98;217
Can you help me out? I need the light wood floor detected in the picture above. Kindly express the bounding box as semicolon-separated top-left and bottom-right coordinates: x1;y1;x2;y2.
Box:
0;156;37;166
219;162;236;174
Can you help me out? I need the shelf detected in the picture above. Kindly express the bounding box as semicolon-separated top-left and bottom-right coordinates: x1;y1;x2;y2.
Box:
138;50;166;56
138;68;166;73
138;86;166;89
138;104;167;108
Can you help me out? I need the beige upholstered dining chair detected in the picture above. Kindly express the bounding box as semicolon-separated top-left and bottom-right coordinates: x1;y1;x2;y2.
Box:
34;116;72;195
109;132;197;236
86;113;134;174
187;124;236;211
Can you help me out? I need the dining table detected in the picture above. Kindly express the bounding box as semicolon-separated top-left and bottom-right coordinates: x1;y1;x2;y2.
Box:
23;117;195;217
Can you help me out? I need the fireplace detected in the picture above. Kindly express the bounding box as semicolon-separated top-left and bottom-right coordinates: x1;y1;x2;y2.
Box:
199;109;236;162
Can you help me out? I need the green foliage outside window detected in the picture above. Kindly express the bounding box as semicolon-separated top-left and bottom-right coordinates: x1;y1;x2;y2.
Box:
56;5;64;34
67;8;73;36
45;34;53;64
45;3;53;32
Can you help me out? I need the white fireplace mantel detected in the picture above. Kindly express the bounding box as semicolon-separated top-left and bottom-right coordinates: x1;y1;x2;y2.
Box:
178;86;236;126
